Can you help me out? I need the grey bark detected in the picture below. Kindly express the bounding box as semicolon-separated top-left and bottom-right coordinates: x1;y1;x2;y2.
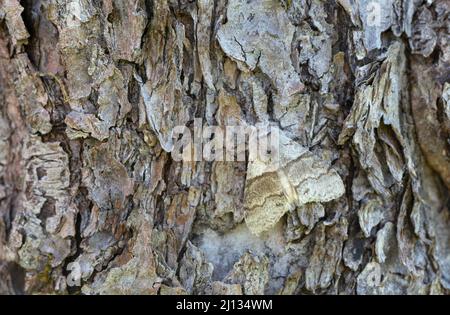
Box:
0;0;449;295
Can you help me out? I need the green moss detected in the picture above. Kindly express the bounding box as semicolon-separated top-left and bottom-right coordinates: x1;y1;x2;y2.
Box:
37;261;53;285
286;0;292;9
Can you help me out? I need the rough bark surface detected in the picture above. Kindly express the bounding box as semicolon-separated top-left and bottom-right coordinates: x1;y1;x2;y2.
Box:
0;0;449;295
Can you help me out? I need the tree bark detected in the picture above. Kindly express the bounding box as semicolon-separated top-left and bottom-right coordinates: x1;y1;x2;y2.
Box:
0;0;449;295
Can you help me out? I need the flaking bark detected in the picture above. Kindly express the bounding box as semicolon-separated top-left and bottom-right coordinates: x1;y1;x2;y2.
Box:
0;0;449;295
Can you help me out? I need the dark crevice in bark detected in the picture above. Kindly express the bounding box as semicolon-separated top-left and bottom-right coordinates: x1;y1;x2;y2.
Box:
19;0;39;66
62;211;83;295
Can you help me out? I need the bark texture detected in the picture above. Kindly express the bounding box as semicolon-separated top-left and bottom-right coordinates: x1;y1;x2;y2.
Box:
0;0;449;295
